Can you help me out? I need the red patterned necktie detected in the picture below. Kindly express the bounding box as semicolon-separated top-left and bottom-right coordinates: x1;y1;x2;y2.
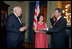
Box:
55;18;57;25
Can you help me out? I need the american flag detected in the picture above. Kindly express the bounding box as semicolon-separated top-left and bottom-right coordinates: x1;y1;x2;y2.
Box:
33;1;40;30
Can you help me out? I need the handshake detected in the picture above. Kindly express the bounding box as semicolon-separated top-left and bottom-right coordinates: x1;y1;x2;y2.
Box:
19;26;27;32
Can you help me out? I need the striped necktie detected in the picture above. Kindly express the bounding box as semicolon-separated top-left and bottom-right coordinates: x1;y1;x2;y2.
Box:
18;17;22;24
54;18;57;25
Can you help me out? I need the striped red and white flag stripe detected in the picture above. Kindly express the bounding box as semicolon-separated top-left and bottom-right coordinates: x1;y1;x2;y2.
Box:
33;1;40;30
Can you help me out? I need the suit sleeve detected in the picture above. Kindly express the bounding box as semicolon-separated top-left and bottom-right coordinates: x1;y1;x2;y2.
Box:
50;18;55;26
6;15;21;33
48;19;67;33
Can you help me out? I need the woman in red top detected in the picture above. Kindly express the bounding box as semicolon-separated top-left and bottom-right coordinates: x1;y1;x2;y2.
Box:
34;14;48;48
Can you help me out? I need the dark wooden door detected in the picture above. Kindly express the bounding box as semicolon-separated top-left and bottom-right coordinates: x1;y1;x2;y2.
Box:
1;2;9;48
40;4;47;23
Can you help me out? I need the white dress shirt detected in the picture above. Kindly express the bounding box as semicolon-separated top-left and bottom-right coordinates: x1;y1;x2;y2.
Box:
57;16;62;21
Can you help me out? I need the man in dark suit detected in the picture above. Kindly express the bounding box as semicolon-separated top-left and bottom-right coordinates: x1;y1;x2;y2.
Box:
6;6;27;48
41;8;67;48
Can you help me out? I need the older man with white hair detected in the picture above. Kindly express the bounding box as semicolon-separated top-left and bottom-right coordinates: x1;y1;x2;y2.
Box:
6;6;27;48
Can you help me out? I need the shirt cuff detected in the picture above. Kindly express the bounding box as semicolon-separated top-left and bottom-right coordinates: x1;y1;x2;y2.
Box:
47;28;49;31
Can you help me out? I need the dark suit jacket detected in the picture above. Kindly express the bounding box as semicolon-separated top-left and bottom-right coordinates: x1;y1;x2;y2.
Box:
48;16;67;48
6;13;24;48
